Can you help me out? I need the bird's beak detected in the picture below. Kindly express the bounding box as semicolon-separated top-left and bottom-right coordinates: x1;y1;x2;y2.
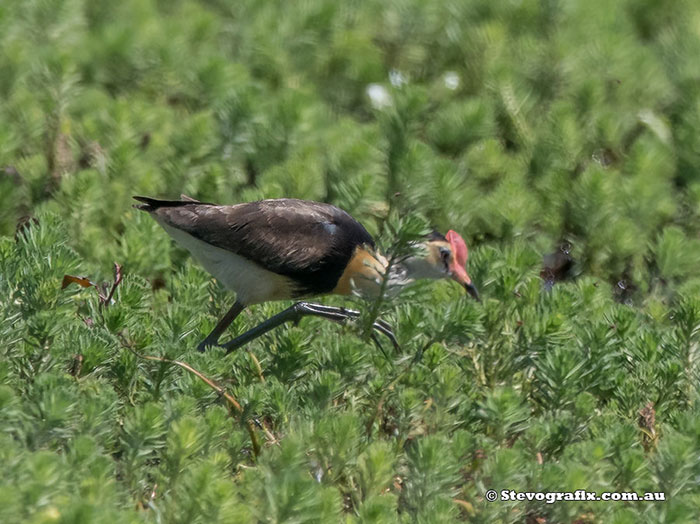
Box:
450;263;480;301
464;281;480;301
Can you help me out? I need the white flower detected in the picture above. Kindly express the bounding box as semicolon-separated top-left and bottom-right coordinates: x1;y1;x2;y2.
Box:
366;83;392;109
389;69;406;87
443;71;460;90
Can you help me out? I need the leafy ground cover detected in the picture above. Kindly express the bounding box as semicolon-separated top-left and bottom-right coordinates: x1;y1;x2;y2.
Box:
3;0;700;522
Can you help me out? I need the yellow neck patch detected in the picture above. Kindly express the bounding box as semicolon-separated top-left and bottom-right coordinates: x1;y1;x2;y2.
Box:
332;246;388;296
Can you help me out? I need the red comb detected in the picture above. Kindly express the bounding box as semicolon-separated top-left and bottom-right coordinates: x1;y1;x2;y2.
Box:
446;230;468;267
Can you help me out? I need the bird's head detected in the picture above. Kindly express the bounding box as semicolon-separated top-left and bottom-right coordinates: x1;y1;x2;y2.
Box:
400;230;479;300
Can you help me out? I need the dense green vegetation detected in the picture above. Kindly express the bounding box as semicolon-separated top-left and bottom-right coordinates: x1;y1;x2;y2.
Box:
3;0;700;521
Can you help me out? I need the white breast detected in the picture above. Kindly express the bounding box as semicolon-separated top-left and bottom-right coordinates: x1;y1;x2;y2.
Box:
158;220;293;305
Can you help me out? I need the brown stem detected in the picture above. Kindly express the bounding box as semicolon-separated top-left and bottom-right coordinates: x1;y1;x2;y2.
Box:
247;351;265;383
118;336;278;456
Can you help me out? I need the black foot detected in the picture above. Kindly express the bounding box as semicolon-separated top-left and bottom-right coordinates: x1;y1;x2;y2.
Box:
197;337;217;352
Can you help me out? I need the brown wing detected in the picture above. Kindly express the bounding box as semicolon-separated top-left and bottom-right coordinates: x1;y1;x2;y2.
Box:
134;197;375;296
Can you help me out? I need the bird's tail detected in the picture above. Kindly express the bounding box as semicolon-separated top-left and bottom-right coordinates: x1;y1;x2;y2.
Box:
133;195;207;212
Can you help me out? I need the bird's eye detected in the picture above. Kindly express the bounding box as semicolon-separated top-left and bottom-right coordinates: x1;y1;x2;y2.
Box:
439;247;452;268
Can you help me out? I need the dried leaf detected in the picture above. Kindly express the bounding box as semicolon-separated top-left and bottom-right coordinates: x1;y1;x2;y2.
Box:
62;275;96;290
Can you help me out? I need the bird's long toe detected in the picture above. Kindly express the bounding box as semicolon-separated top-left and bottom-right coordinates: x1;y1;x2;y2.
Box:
371;321;400;352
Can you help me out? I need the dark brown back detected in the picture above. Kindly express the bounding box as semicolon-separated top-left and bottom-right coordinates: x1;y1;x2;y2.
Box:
136;197;375;296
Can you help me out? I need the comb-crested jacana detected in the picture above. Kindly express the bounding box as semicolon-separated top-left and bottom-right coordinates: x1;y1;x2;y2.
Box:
134;195;478;353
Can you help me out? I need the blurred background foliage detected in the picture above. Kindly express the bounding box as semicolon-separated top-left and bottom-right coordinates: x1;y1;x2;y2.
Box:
3;0;700;521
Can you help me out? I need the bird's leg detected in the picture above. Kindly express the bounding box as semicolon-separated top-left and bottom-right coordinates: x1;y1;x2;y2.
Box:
221;302;339;354
197;300;246;352
301;304;400;351
221;302;400;354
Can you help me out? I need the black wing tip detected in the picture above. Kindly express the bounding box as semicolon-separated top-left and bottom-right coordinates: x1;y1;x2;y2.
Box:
132;195;211;212
132;195;167;212
133;195;156;212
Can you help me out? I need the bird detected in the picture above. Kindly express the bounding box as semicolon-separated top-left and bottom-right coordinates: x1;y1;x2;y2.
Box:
133;195;479;353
